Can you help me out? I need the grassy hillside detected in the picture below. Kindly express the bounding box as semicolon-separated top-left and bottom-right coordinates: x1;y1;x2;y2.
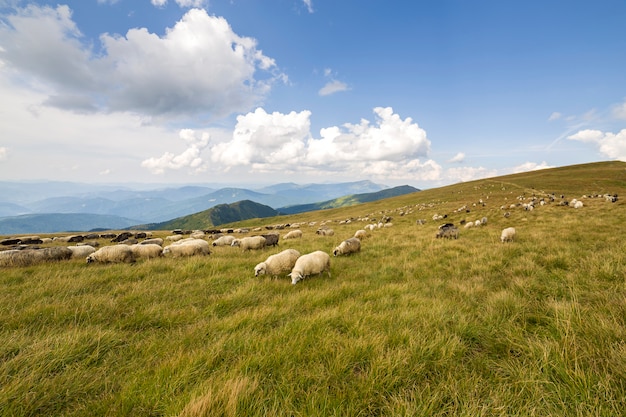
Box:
1;160;625;416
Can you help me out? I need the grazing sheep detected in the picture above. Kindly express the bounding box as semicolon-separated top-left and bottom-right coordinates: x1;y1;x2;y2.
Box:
87;245;135;263
131;243;163;259
354;229;368;240
254;249;301;278
163;239;211;257
501;227;516;243
231;236;267;251
333;237;361;256
1;247;73;267
67;245;96;259
283;230;303;240
212;235;236;247
289;250;331;285
316;228;335;236
261;233;280;247
165;234;184;242
140;238;164;246
436;224;459;239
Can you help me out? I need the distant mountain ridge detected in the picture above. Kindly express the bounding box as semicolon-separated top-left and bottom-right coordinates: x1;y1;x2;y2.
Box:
0;180;386;223
137;185;420;231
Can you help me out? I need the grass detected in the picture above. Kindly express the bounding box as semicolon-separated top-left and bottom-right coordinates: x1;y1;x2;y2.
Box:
1;161;626;416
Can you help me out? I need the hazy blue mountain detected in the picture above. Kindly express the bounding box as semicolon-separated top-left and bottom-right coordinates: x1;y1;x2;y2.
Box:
0;202;31;217
0;213;142;234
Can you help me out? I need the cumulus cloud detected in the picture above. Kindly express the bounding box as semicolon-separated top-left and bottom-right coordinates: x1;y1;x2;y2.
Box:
0;147;8;161
445;166;497;183
204;106;437;181
568;129;626;161
0;5;282;121
141;129;210;174
512;161;553;173
449;152;465;163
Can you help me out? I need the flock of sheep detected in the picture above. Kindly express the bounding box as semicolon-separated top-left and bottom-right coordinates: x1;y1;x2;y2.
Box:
0;189;619;276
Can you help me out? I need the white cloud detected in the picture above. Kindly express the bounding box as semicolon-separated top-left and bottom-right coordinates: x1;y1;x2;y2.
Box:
512;161;553;173
205;106;435;181
303;0;314;13
612;100;626;120
0;147;8;161
0;5;282;121
445;166;497;183
319;68;349;96
150;0;206;7
449;152;465;163
568;129;626;161
548;112;562;121
319;80;349;96
141;129;210;174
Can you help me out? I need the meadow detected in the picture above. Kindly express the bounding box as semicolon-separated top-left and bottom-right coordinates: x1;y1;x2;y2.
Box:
1;161;625;416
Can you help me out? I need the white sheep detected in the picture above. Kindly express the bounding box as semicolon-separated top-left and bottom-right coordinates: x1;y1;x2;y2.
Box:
289;250;331;285
333;237;361;256
140;238;164;246
130;243;163;259
212;235;236;247
165;234;184;242
283;230;303;240
231;235;266;251
67;245;96;259
254;249;301;278
163;239;211;257
354;229;368;240
87;245;135;263
316;228;335;236
501;227;516;243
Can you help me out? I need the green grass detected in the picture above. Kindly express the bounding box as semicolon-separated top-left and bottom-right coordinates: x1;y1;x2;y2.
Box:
1;161;626;416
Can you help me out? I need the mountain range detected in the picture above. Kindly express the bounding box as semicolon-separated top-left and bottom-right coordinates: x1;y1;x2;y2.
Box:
0;181;419;234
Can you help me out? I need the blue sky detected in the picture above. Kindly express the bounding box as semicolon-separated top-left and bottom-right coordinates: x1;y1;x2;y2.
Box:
0;0;625;189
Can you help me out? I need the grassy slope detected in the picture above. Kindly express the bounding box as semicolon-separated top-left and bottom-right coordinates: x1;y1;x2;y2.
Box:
1;161;626;416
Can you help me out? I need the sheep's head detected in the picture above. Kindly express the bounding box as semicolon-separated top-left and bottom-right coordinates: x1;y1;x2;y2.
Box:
289;271;303;285
231;239;240;247
86;254;95;263
254;262;266;277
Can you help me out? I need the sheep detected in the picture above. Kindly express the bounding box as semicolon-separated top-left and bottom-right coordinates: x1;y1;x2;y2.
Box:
254;249;301;278
231;236;266;251
289;250;331;285
501;227;516;243
261;233;280;247
436;224;459;239
130;243;163;259
212;235;236;247
283;230;303;240
333;237;361;256
163;239;211;257
316;228;335;236
354;229;368;240
67;245;96;259
0;247;73;267
87;245;135;263
165;234;184;242
140;238;164;246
